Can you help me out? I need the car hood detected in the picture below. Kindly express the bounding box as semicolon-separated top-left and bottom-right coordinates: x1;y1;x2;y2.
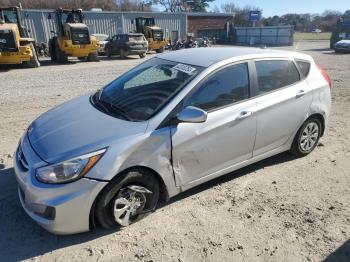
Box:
28;94;148;163
336;40;350;45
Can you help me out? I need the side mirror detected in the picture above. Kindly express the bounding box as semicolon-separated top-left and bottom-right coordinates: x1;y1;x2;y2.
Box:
48;13;52;20
177;106;207;123
50;30;55;34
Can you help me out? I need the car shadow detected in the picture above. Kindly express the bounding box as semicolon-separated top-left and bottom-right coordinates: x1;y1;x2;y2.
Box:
0;167;114;261
324;239;350;262
0;151;318;260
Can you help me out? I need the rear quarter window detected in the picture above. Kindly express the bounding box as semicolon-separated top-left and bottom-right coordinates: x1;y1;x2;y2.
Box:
296;60;311;78
255;60;300;94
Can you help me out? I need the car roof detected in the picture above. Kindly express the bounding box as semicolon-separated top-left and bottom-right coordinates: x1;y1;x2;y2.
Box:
157;47;311;67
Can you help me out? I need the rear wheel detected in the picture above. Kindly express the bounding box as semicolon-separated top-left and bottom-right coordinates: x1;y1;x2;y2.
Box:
24;43;40;68
290;118;322;157
55;40;68;63
87;52;99;62
49;39;57;61
120;49;128;59
95;169;159;229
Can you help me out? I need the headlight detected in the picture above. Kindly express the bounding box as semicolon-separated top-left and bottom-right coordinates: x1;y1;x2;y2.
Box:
35;149;106;184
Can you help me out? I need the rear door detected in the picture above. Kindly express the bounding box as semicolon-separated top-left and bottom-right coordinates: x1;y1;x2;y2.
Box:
171;62;257;186
252;59;313;156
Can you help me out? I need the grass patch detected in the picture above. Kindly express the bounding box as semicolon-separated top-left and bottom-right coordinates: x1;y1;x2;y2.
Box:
294;32;331;41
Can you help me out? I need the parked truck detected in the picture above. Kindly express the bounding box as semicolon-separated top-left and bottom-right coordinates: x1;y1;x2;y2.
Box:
134;17;167;53
48;8;99;63
0;6;40;67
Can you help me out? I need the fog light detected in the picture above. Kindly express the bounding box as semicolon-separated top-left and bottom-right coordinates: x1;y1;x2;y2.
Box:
32;203;56;220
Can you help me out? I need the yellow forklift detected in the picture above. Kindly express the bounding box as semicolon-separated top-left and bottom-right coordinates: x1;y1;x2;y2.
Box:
0;6;40;67
48;8;99;63
135;17;168;53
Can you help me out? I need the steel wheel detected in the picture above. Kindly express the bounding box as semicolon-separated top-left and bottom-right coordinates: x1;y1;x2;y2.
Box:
113;185;152;226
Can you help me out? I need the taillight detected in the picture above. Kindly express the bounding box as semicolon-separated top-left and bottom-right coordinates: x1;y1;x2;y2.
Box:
317;65;332;88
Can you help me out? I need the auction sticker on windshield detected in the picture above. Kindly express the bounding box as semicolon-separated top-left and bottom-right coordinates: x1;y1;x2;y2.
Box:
173;64;197;74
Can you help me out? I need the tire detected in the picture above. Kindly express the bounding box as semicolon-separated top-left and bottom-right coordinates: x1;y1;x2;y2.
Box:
87;52;99;62
156;47;164;53
55;40;68;63
78;57;86;61
290;118;322;157
95;169;159;229
49;39;57;61
24;43;40;68
139;53;146;58
120;49;128;59
105;48;112;58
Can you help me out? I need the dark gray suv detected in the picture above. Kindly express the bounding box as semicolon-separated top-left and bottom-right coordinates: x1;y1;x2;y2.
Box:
105;33;148;59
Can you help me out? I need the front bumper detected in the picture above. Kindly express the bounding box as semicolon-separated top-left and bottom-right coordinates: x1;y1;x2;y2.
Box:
14;134;108;235
334;45;350;52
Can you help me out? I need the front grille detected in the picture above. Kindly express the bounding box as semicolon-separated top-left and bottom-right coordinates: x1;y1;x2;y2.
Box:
71;28;90;45
0;30;17;52
17;146;29;171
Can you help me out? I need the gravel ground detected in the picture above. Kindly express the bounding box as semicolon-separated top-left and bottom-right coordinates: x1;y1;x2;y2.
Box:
0;41;349;262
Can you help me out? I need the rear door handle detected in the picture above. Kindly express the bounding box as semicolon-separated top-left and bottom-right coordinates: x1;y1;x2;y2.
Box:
296;90;307;98
236;111;253;120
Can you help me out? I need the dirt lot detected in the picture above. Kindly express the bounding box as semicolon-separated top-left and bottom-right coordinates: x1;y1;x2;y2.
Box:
0;41;349;262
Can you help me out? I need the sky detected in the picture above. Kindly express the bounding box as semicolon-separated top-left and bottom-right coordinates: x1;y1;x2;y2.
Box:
208;0;350;17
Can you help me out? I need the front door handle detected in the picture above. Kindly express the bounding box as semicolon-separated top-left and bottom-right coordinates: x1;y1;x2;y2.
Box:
236;111;253;121
296;90;307;98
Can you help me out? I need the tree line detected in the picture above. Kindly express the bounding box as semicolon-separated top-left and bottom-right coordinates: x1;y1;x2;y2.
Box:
2;0;348;32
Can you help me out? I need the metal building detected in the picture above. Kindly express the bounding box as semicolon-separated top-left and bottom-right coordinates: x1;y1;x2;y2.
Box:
21;9;233;44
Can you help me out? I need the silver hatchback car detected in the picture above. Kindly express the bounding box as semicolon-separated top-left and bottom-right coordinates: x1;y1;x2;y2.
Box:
14;47;332;234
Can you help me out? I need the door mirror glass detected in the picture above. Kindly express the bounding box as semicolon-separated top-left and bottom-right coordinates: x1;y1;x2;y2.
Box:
177;106;207;123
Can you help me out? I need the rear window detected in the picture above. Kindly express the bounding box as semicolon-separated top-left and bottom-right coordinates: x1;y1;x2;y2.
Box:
296;60;311;78
255;60;300;94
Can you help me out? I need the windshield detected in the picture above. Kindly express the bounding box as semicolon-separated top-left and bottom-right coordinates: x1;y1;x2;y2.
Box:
128;35;145;42
95;35;108;41
92;58;203;121
0;10;18;24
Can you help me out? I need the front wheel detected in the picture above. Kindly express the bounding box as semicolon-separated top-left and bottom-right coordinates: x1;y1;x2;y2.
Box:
290;118;322;157
139;53;146;58
95;169;159;229
156;47;164;53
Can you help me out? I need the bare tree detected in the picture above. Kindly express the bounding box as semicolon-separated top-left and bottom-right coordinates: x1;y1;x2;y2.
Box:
221;3;235;13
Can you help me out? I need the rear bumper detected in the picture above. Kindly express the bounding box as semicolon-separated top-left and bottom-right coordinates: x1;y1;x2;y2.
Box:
60;39;99;57
0;46;33;64
14;134;108;235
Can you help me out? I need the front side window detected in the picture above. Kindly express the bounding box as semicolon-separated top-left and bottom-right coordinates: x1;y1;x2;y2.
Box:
255;60;300;94
184;63;250;112
93;58;203;121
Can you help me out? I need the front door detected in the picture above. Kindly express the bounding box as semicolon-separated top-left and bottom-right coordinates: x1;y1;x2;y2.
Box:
171;62;257;187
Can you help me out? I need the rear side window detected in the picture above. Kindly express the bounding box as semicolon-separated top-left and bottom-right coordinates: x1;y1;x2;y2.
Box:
185;63;249;111
296;60;311;78
255;60;300;94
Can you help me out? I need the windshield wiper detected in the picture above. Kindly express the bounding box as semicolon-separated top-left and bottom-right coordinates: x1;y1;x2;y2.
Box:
92;91;133;121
